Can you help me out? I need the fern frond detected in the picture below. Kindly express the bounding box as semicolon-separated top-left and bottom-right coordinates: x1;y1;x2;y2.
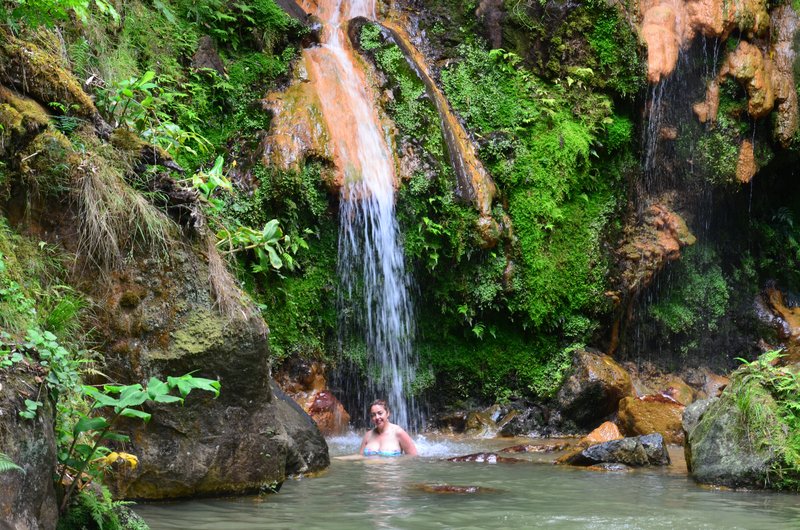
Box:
0;452;25;474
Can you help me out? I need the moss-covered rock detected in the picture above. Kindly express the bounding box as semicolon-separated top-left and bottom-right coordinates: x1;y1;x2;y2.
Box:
0;28;109;136
685;352;800;490
93;239;329;500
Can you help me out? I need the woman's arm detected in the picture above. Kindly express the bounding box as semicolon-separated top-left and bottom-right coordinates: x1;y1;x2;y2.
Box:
397;428;418;456
358;431;369;455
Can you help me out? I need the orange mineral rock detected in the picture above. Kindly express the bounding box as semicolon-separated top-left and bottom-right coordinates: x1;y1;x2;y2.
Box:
722;41;775;118
736;139;756;184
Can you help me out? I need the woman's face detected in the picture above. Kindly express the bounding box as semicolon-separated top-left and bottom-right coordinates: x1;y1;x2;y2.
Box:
370;404;389;429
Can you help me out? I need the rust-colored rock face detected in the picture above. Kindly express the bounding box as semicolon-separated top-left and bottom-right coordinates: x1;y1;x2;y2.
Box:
693;80;719;123
616;196;696;295
722;41;775;118
641;2;682;83
755;286;800;362
770;5;799;147
579;421;624;447
736;139;756;184
307;390;352;435
640;0;769;83
276;361;351;435
639;0;799;150
618;395;686;444
260;60;338;190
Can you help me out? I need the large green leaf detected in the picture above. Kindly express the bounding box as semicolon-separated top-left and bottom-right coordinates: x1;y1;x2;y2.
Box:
73;416;109;436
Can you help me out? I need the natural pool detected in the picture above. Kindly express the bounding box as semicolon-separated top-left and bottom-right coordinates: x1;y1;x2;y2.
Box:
135;434;800;529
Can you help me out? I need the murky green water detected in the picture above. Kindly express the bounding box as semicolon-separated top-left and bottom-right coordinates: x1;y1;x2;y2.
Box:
135;435;800;529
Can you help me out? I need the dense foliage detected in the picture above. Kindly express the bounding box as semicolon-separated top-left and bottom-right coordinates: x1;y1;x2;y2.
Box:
732;351;800;491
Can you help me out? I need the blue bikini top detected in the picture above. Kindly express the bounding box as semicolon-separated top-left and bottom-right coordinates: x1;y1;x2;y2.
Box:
363;449;402;457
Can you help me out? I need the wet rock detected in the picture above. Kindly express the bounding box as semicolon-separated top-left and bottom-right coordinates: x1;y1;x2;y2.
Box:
276;360;350;435
558;433;670;467
758;286;800;344
693;80;719;123
498;406;545;437
476;0;505;50
500;442;571;453
414;483;498;494
0;365;58;530
578;421;623;447
615;196;696;295
434;411;468;433
641;3;681;83
720;41;775;119
465;410;498;437
191;35;226;76
617;394;686;445
587;462;632;472
446;452;525;463
554;348;633;428
260;59;336;190
626;365;696;406
640;0;769;83
306;390;351;436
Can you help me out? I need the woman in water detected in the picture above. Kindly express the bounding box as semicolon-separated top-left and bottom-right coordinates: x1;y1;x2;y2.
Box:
359;399;418;457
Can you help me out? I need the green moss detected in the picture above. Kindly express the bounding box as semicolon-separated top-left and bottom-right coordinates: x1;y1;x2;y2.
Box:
418;324;575;403
648;245;730;355
604;114;634;151
169;309;226;358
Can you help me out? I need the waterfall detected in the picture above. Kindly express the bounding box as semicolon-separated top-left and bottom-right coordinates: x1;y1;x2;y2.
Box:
299;0;418;430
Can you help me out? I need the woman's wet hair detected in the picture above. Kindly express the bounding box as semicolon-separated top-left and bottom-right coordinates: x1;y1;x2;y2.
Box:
369;399;389;413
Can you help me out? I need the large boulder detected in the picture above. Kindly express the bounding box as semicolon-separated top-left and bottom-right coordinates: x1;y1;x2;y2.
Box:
684;355;798;490
617;394;686;444
554;349;633;428
0;365;58;530
92;242;329;499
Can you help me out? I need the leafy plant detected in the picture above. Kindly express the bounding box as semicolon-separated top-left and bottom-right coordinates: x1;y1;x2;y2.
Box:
58;374;221;512
96;71;210;156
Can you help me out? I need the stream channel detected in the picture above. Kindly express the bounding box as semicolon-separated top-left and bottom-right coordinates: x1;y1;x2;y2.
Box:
135;435;800;529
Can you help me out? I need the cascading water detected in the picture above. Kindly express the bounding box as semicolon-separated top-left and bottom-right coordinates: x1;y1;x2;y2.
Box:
297;0;419;430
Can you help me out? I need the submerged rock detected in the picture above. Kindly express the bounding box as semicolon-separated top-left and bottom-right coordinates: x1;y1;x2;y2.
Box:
500;442;571;453
587;462;633;473
414;483;498;494
446;452;525;464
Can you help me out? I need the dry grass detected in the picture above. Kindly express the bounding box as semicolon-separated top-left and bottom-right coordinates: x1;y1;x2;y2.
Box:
206;234;266;333
73;155;174;272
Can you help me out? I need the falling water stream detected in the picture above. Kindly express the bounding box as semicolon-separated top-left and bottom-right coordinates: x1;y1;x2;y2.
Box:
297;0;417;429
